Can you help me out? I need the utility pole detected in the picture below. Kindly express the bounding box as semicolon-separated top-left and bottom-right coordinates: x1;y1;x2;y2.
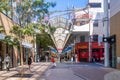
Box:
87;2;91;62
104;0;109;67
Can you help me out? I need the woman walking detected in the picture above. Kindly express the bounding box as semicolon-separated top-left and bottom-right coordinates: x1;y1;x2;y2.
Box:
28;56;32;71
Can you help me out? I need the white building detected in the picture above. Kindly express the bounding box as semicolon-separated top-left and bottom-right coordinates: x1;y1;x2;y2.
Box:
71;0;105;44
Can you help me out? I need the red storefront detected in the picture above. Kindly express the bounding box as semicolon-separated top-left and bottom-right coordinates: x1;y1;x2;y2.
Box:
75;42;89;62
75;42;104;62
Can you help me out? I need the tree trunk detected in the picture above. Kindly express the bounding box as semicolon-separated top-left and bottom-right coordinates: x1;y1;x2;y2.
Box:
19;35;24;76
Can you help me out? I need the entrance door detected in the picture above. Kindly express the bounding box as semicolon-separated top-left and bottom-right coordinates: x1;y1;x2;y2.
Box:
109;43;116;68
79;49;88;62
92;49;100;62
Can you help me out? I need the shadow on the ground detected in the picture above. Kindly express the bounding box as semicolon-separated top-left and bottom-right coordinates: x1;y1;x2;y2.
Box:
11;73;33;78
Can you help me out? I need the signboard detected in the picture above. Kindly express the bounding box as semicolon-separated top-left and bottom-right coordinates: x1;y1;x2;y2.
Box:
78;45;88;49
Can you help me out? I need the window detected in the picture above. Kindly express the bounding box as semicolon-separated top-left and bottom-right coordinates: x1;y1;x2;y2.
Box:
80;36;85;42
108;3;110;9
93;21;98;27
89;3;101;8
93;35;98;41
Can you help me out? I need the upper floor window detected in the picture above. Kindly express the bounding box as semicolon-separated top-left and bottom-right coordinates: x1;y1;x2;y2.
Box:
93;21;98;27
89;3;101;8
108;3;110;9
93;35;98;42
80;36;85;42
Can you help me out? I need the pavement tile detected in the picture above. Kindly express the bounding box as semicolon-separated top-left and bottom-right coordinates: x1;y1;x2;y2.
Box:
0;62;51;80
45;68;83;80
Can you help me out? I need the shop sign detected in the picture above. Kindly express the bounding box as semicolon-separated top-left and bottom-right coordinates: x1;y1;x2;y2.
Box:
78;46;88;49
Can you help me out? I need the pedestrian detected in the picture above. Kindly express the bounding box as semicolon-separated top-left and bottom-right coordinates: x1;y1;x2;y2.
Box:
45;55;48;62
4;54;11;71
60;56;62;63
75;54;78;63
28;56;32;71
51;56;56;66
93;55;96;62
71;56;73;63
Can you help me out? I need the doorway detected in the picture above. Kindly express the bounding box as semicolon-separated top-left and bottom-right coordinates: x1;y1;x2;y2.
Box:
109;43;116;68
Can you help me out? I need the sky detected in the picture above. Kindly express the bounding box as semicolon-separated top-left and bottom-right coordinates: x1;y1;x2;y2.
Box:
45;0;88;18
46;0;88;11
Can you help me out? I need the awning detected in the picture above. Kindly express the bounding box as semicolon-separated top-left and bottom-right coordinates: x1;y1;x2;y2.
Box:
22;41;32;48
61;46;73;54
50;47;58;54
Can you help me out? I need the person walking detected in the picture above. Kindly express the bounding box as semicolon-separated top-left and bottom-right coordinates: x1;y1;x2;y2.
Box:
71;56;74;63
45;55;48;62
75;54;78;63
51;56;56;66
4;54;11;71
28;56;32;71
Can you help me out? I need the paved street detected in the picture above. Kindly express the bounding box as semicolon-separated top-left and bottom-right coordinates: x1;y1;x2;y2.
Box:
0;62;51;80
70;63;116;80
44;62;117;80
0;62;118;80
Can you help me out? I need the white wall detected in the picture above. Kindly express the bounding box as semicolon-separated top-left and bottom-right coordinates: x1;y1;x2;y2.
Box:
89;0;104;42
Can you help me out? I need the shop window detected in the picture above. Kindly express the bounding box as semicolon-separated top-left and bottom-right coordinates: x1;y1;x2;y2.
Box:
92;49;99;52
79;49;88;52
108;3;110;9
80;36;85;42
93;35;98;41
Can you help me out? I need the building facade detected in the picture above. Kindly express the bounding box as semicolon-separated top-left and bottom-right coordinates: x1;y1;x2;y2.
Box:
0;12;33;70
65;0;105;62
110;0;120;68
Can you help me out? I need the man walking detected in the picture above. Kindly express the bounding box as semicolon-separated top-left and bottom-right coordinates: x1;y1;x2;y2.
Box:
4;54;11;71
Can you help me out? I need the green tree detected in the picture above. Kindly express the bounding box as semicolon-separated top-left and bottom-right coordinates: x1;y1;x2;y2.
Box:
0;0;12;16
0;26;4;33
10;0;55;76
10;24;35;76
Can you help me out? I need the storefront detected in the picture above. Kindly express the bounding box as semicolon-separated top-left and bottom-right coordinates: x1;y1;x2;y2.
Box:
109;35;116;68
75;42;104;62
6;44;14;68
22;42;33;64
91;42;104;62
75;42;89;62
